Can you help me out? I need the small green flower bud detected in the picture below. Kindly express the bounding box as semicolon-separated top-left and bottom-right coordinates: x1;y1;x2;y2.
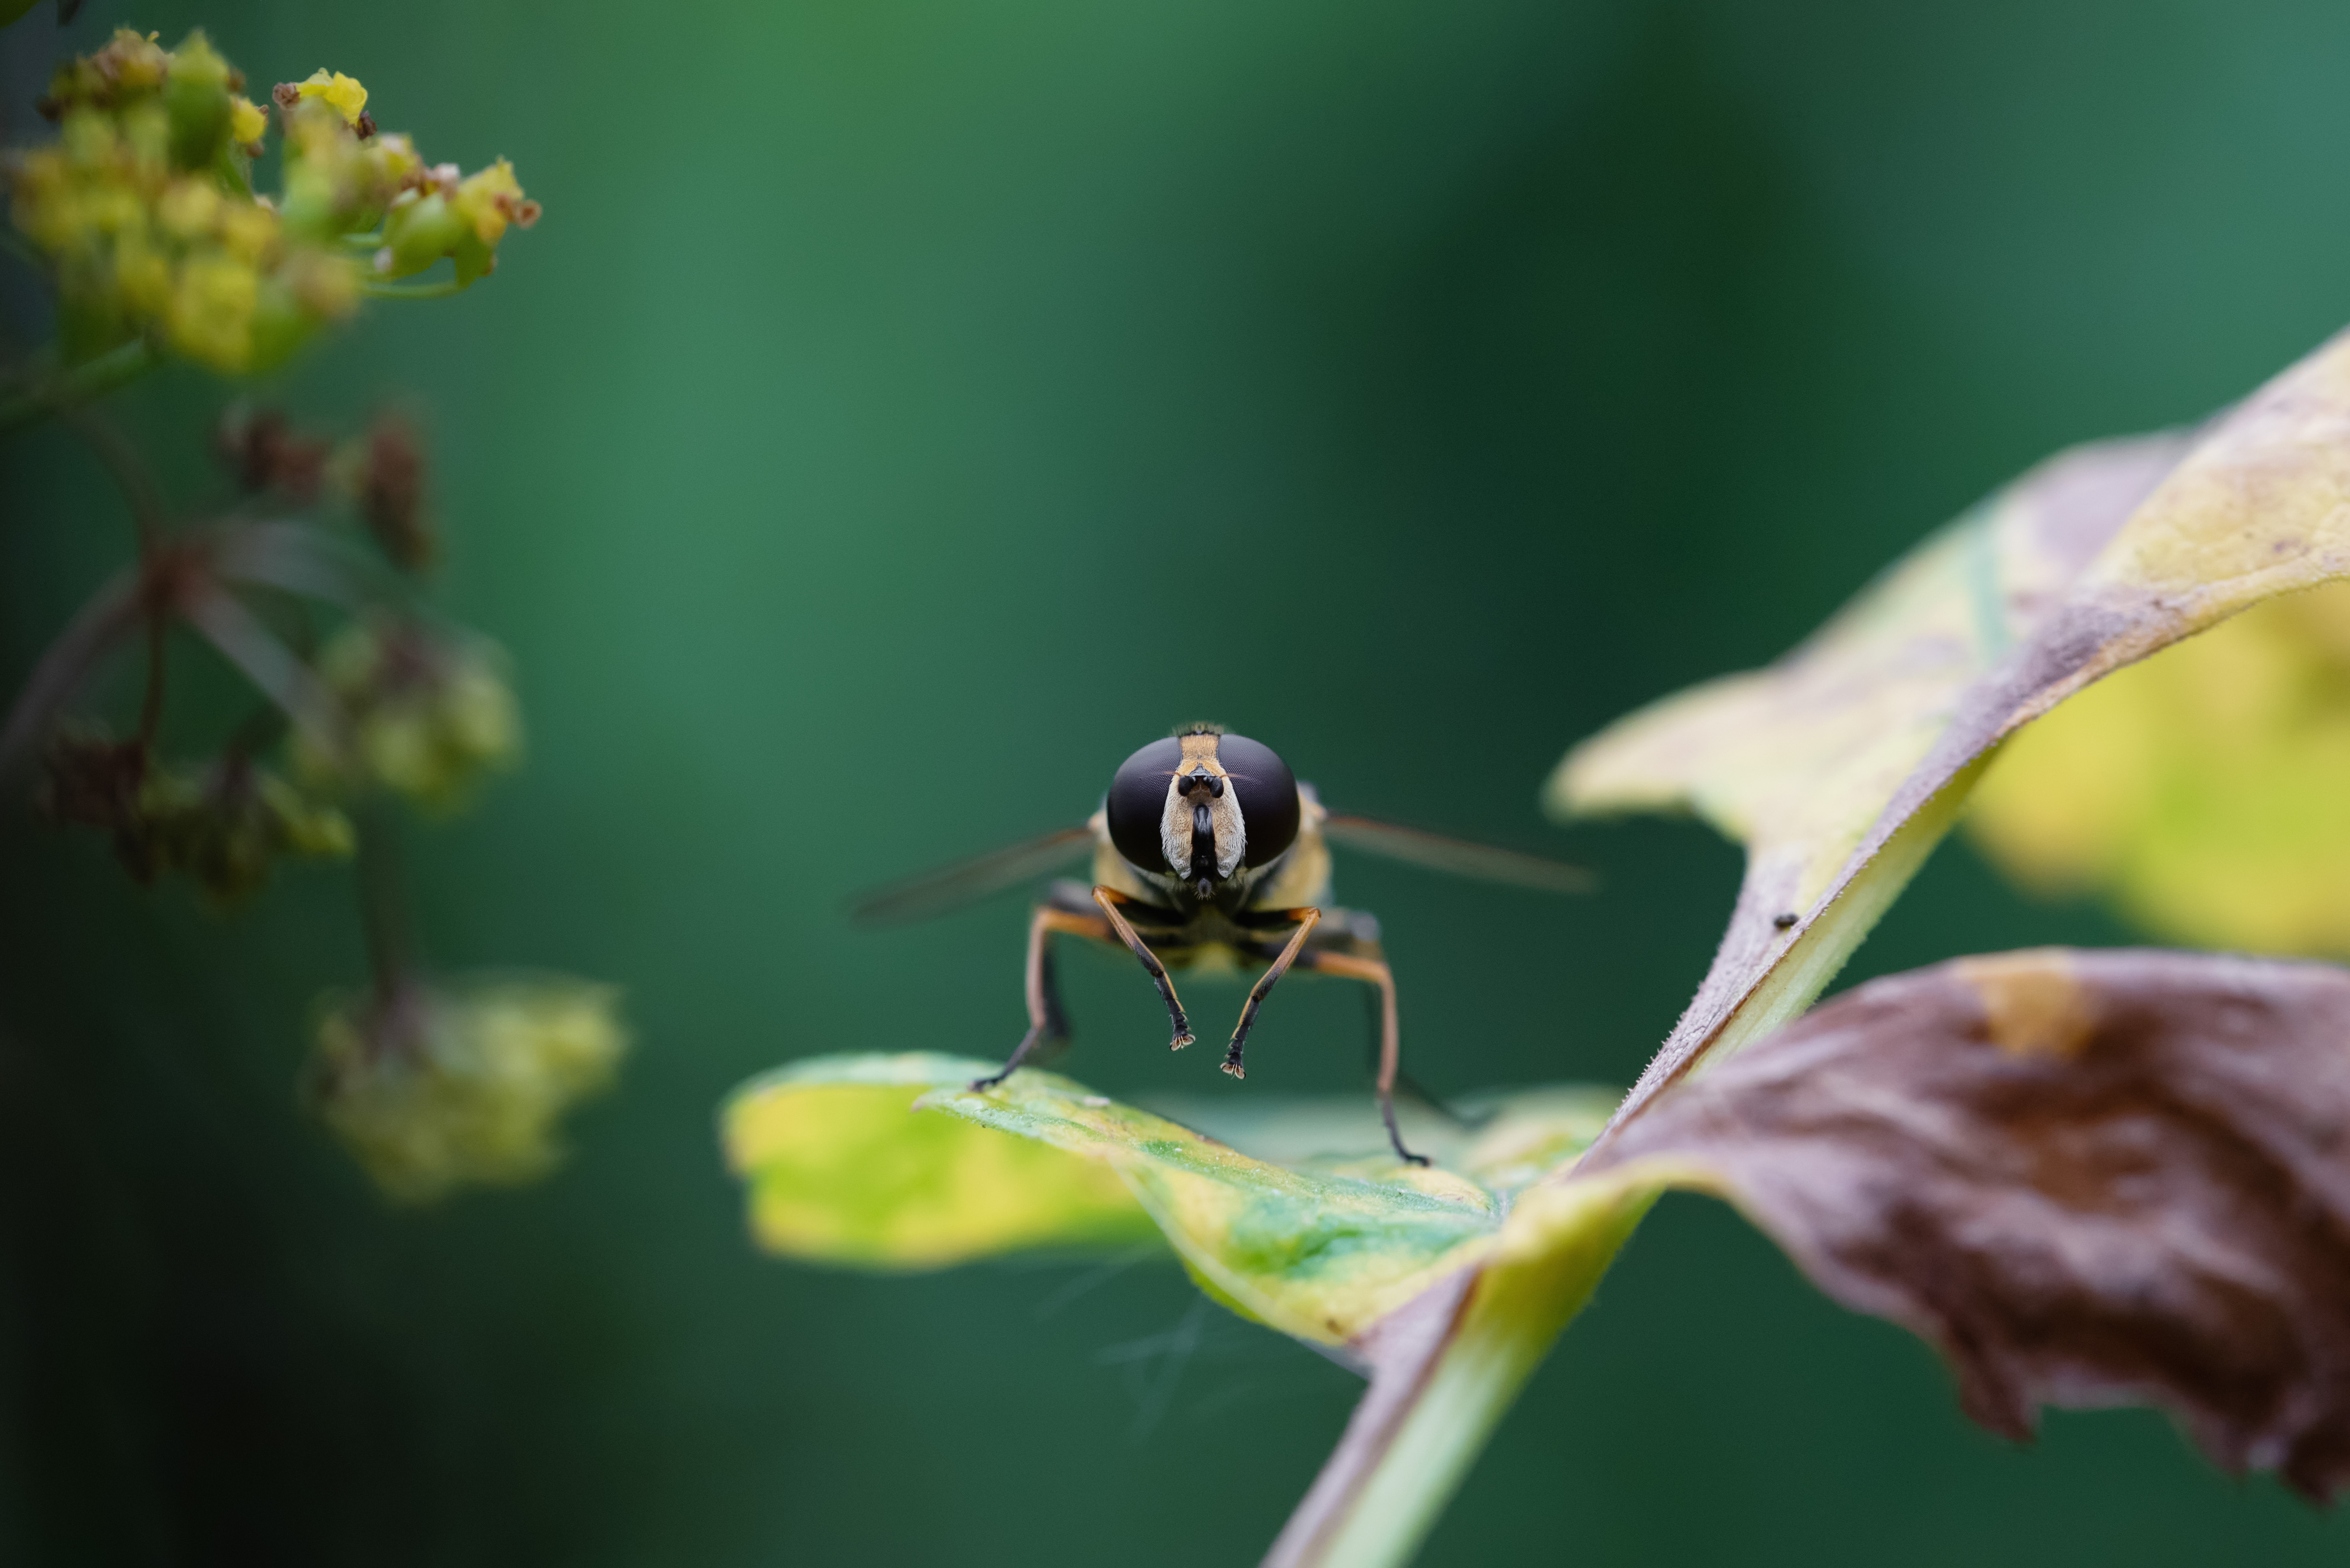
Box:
374;189;465;280
163;32;234;171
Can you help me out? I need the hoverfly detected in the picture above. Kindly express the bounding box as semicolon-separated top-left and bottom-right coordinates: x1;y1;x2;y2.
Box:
852;724;1593;1165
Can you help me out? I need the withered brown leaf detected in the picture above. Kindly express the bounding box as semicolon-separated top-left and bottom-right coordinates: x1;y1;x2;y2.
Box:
1585;947;2350;1499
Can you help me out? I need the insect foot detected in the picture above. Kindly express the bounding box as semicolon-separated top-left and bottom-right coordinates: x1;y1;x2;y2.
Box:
1220;1053;1245;1080
1169;1030;1196;1051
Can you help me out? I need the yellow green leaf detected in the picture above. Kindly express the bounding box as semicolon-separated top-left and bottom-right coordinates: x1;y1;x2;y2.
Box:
723;1055;1615;1345
1968;579;2350;955
722;1053;1157;1270
1551;322;2350;1126
924;1077;1492;1345
1549;433;2183;1114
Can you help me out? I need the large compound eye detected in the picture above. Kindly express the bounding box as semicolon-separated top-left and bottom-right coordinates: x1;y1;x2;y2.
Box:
1106;737;1184;873
1218;734;1299;868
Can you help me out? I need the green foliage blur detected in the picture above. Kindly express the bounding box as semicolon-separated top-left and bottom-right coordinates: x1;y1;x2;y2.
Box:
2;1;2347;1564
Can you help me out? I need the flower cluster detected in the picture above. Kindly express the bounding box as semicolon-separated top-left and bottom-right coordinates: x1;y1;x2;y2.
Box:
6;29;539;375
4;31;600;1211
294;613;523;812
309;976;628;1203
42;727;353;902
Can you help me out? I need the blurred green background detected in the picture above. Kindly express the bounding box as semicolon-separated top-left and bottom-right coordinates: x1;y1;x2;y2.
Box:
4;0;2347;1562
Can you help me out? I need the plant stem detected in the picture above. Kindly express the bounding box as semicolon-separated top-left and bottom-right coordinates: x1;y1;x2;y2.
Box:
0;227;45;277
59;403;171;551
52;404;177;746
1271;1182;1662;1568
354;803;416;1021
0;339;157;435
361;278;467;300
136;612;167;751
1696;752;1992;1072
1286;759;1999;1568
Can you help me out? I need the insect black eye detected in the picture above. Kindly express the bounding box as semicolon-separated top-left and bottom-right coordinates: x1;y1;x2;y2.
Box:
1217;734;1299;868
1106;737;1184;873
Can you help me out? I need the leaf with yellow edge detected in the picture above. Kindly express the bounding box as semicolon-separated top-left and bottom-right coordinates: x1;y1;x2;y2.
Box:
921;1078;1497;1345
723;1053;1158;1269
724;1052;1615;1344
1969;579;2350;956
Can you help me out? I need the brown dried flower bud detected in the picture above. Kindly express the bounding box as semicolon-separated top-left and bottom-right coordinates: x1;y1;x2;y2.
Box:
38;729;158;882
215;406;329;501
356;415;433;570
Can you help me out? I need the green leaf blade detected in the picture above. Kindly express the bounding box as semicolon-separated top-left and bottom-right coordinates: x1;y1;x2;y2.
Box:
920;1074;1501;1345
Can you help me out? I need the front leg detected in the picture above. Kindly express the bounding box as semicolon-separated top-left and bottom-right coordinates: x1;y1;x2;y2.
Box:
1221;908;1322;1080
972;905;1108;1090
1091;886;1195;1051
1300;948;1427;1166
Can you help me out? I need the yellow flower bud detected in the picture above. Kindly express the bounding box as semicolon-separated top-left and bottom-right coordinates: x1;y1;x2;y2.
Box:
114;239;172;314
228;95;267;148
101;29;169;93
453;158;529;246
167;252;260;371
215;198;278;263
294;69;369;126
284;247;360;319
155;178;222;239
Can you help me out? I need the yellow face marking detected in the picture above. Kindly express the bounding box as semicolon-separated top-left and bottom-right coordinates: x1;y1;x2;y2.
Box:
1177;732;1225;773
1162;731;1247;880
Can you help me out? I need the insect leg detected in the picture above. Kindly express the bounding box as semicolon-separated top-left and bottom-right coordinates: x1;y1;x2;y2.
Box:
1092;886;1196;1051
1221;908;1322;1080
1299;949;1427;1166
972;905;1112;1090
1354;984;1476;1128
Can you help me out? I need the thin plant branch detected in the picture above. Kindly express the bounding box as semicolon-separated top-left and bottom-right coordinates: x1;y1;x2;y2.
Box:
354;803;417;1019
360;278;467;301
209;519;382;608
0;339;158;435
0;567;143;775
178;582;343;743
57;404;170;551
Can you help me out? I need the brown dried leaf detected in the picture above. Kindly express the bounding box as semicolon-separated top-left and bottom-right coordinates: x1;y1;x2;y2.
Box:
1587;947;2350;1499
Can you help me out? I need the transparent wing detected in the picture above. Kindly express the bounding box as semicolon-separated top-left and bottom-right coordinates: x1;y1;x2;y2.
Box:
848;825;1095;925
1321;813;1596;894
